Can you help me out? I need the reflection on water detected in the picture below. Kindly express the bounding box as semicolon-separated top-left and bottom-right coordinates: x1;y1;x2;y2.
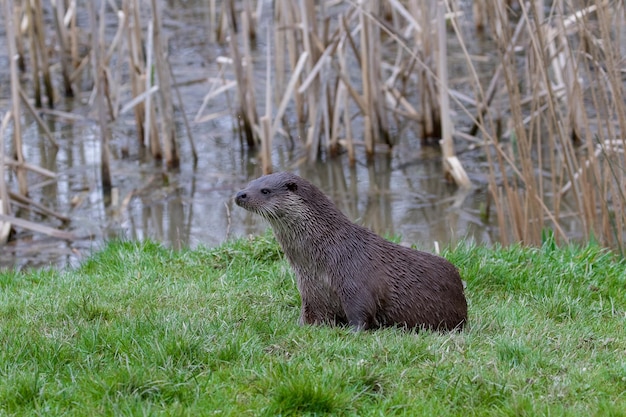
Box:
1;114;494;269
0;1;500;269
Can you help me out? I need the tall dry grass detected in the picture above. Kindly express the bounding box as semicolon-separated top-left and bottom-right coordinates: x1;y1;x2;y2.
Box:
210;0;624;249
0;0;624;251
476;1;626;249
215;0;473;178
0;0;186;240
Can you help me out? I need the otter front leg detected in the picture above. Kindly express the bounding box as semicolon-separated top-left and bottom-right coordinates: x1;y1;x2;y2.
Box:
298;287;324;325
344;308;377;331
341;291;379;331
299;303;316;325
299;302;335;326
299;292;349;326
297;277;347;326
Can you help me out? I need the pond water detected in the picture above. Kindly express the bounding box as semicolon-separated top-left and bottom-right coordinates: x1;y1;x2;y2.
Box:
1;1;510;269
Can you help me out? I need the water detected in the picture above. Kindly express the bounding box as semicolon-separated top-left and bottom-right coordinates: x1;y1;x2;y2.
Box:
0;1;501;269
0;119;494;269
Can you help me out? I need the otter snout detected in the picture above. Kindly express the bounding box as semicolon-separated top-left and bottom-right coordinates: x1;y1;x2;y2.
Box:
234;190;248;207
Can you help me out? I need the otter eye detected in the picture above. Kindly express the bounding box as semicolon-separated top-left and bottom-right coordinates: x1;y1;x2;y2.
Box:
260;188;271;195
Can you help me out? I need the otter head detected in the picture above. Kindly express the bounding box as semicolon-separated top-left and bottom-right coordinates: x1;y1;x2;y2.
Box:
235;172;310;226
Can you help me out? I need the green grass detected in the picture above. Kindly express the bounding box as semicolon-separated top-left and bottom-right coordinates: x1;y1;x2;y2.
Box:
0;234;625;416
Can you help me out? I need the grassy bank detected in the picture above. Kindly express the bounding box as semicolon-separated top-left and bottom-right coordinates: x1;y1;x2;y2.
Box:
0;235;624;416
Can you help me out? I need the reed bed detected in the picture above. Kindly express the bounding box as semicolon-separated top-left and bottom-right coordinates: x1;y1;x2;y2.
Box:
1;0;186;240
208;0;624;248
473;0;626;249
0;0;624;251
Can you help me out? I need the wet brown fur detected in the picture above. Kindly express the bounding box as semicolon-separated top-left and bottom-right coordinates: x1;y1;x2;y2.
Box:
235;172;468;331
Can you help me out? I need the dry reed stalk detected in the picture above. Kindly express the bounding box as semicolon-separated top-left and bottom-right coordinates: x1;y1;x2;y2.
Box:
68;0;79;69
0;212;76;240
472;0;488;32
3;0;28;197
298;0;322;158
12;0;24;72
330;78;346;156
260;116;272;174
525;14;567;243
3;161;55;180
216;1;230;43
241;6;260;140
381;0;472;184
9;191;68;223
271;51;308;141
150;0;180;169
23;0;42;107
367;2;390;147
523;1;595;243
436;1;470;189
145;20;162;160
31;0;55;108
262;26;272;174
18;87;59;148
485;2;544;245
336;31;354;165
52;0;74;98
592;0;626;248
226;0;259;147
467;16;526;137
194;66;236;122
87;0;112;197
364;1;392;147
306;3;355;159
411;0;442;143
343;78;355;166
167;60;198;166
478;0;626;248
305;75;325;163
243;0;256;42
208;0;216;43
273;3;285;106
594;1;626;136
281;0;305;125
358;0;374;157
124;0;149;151
102;5;128;121
0;113;12;244
317;55;331;160
216;59;240;138
382;3;420;136
547;1;594;144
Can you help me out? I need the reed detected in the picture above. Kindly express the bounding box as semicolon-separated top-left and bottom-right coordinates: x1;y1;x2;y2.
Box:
436;1;470;188
262;25;273;174
23;0;41;107
218;0;472;177
124;0;149;153
3;0;28;197
168;60;199;166
30;0;55;108
87;0;112;198
226;0;259;148
1;0;624;252
0;113;11;244
150;0;180;169
51;0;74;98
474;0;626;248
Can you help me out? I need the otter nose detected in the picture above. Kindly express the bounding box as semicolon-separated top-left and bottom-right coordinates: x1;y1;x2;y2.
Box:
235;191;247;205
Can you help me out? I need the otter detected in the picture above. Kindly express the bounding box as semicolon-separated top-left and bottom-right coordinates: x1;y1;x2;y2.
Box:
234;172;467;331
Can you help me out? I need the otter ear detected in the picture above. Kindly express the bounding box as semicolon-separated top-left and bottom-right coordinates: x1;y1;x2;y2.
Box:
286;182;298;192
